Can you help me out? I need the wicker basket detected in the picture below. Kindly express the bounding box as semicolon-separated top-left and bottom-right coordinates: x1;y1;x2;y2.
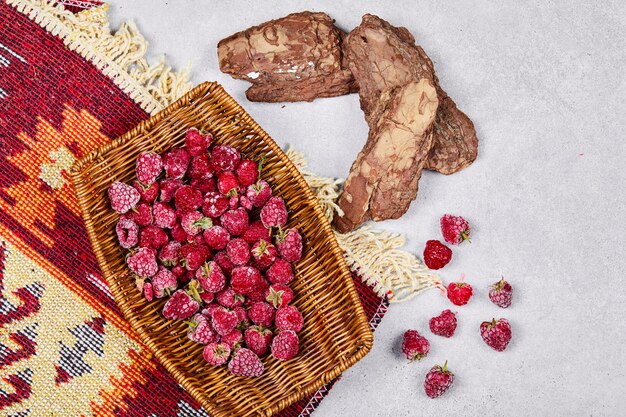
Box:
70;82;373;417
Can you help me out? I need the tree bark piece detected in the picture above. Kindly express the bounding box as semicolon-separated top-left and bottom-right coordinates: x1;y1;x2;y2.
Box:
217;11;357;103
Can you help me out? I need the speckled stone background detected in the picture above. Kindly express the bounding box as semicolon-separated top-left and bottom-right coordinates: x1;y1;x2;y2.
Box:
109;1;625;415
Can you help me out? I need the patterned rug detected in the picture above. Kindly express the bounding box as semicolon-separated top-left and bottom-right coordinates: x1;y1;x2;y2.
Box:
0;1;389;416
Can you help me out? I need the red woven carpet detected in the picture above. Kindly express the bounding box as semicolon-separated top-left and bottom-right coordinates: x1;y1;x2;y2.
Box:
0;1;388;415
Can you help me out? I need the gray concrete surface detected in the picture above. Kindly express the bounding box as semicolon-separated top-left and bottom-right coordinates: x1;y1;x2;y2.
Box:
109;1;625;415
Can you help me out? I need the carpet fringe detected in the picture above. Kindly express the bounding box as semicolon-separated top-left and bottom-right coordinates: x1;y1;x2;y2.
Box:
6;0;191;114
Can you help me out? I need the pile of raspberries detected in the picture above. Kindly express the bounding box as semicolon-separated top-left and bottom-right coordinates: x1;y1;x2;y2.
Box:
108;127;304;377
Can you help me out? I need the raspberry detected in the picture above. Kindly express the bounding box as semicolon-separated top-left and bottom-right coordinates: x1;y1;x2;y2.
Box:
108;181;140;214
260;196;287;228
221;329;243;349
217;171;240;196
248;302;275;327
424;361;454;398
227;238;251;266
152;266;178;298
202;303;220;318
489;277;512;308
440;214;471;245
162;288;200;320
170;223;189;243
228;195;240;210
116;217;138;249
244;326;272;356
185;127;212;156
234;306;249;328
187;313;219;344
216;288;245;308
236;159;259;187
247;279;270;303
246;180;271;207
151;202;175;228
275;228;302;263
158;178;183;203
211;145;241;172
251;239;277;270
212;308;238;336
139;226;168;249
171;265;186;279
401;330;430;361
127;247;158;277
265;284;294;308
196;261;226;293
200;291;214;304
202;191;229;218
190;177;216;193
163;148;190;179
231;266;262;296
429;310;457;338
174;185;203;213
480;318;512;351
133;180;159;203
423;240;452;270
130;202;153;226
275;305;303;332
143;282;153;301
239;195;253;210
203;225;230;250
189;153;214;179
221;208;249;236
266;258;293;284
180;243;210;270
447;282;474;306
242;220;271;244
181;211;213;236
136;152;162;185
214;251;234;274
203;342;231;367
228;348;264;377
271;330;298;361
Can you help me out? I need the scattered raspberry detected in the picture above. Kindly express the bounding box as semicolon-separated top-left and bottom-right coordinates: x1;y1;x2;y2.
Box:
221;208;249;236
231;266;262;296
401;330;430;361
163;148;191;179
211;145;241;172
196;261;226;293
266;258;293;284
143;282;153;302
213;250;235;274
170;223;189;243
251;239;277;270
190;177;216;193
239;194;253;210
216;288;245;308
187;313;219;344
248;302;275;327
152;266;177;298
133;180;159;203
188;153;214;180
228;348;264;377
138;226;168;249
221;329;243;349
440;214;471;245
236;159;259;187
275;305;303;332
174;185;203;213
480;318;512;351
127;247;158;277
244;326;272;356
136;152;162;185
246;180;271;207
424;361;454;398
260;196;287;228
162;288;200;320
152;202;176;228
212;307;239;336
203;225;230;250
429;310;457;338
108;181;140;214
489;277;512;308
227;238;251;266
158;178;183;203
131;202;153;226
228;195;240;210
180;243;210;270
185;127;212;156
217;171;240;196
202;191;229;218
276;228;302;263
181;211;213;236
242;220;271;244
203;342;231;367
423;240;452;270
265;284;294;308
447;282;474;306
116;217;139;249
271;330;298;361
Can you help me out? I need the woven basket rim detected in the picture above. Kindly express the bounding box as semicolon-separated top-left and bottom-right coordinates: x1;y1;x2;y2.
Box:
70;81;373;417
